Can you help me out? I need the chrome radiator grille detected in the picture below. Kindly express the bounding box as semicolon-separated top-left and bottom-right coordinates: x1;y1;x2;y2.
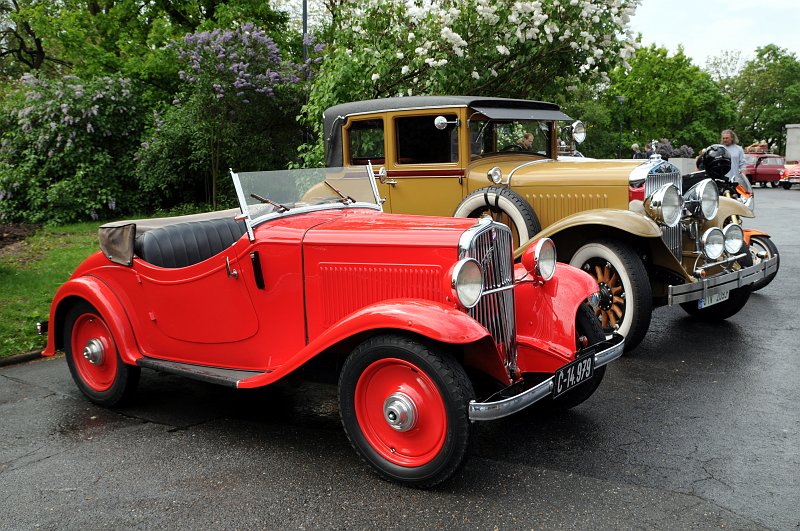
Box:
459;219;517;375
644;162;683;261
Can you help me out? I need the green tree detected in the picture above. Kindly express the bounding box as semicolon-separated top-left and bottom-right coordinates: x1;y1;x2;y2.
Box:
608;44;735;154
726;45;800;154
300;0;639;165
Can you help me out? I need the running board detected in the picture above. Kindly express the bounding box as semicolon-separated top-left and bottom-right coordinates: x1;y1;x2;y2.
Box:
136;358;269;388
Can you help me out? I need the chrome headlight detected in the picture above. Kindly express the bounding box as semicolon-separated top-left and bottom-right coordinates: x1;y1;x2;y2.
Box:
533;238;557;282
487;167;502;184
644;183;683;227
683;178;719;220
723;224;744;254
451;258;484;308
700;227;725;260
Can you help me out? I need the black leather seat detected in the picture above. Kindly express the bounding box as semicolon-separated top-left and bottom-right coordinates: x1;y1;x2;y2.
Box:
134;218;247;268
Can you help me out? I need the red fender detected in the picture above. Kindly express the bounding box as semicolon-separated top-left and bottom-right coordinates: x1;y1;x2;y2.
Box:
513;262;599;374
238;299;495;388
743;228;770;245
43;275;142;365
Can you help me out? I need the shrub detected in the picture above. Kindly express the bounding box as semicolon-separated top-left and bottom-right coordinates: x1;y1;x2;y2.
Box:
0;74;145;223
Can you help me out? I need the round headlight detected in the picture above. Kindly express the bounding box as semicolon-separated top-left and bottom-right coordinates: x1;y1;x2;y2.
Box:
571;121;586;144
723;223;744;254
533;238;557;282
451;258;484;308
698;180;719;219
487;167;502;184
644;183;683;227
700;227;725;260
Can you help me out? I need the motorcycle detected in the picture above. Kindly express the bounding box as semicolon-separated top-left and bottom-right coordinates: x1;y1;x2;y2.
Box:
685;153;779;292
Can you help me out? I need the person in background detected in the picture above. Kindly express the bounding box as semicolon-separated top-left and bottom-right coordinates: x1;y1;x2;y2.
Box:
516;132;534;151
721;129;746;180
631;143;646;159
643;143;654;158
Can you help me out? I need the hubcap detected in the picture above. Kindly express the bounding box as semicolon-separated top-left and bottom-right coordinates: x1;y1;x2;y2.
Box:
83;338;104;365
383;392;417;432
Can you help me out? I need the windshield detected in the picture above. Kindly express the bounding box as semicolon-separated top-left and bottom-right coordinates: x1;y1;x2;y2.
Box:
469;118;553;158
231;166;381;234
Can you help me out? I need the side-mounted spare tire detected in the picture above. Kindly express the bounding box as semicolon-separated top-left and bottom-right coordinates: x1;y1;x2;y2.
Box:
454;186;541;248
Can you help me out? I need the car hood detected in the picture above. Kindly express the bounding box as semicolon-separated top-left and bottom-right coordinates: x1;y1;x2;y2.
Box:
303;209;478;248
467;157;643;187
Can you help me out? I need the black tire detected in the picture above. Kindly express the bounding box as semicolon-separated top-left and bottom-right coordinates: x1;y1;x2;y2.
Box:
454;186;541;248
747;235;778;292
548;303;607;410
63;301;140;407
568;239;652;353
782;182;792;190
680;245;753;321
338;334;474;488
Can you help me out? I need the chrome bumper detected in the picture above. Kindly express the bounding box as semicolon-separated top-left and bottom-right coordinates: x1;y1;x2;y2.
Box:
468;333;625;421
667;254;778;306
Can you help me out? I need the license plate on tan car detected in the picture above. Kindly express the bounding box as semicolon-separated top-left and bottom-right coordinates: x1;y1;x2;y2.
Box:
698;290;729;309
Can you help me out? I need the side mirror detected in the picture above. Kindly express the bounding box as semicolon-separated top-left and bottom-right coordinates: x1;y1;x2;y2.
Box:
434;115;460;130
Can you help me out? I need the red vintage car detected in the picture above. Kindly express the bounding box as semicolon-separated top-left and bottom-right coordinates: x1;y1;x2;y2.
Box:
40;166;623;487
743;153;785;187
779;164;800;189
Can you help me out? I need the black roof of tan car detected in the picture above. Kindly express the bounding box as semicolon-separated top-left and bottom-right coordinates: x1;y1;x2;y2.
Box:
324;96;563;119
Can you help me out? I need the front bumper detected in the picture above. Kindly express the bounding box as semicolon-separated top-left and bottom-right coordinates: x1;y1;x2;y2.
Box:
667;254;778;306
468;333;624;421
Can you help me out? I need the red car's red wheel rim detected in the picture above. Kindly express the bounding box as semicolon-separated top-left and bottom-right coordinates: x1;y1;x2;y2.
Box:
71;313;117;392
354;358;447;467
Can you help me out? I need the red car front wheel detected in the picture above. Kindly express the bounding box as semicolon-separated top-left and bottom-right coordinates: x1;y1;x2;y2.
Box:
339;335;474;488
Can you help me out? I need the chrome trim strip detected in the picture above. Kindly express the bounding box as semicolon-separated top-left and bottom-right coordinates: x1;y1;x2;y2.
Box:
468;334;625;421
667;255;778;305
506;159;553;184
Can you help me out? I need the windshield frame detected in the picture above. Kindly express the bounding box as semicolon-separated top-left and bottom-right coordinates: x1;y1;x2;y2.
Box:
231;166;382;240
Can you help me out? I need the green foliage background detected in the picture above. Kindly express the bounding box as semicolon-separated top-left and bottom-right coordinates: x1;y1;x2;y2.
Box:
0;0;799;222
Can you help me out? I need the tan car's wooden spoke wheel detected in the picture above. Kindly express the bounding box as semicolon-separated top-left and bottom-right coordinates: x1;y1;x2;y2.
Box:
569;239;652;353
591;261;626;330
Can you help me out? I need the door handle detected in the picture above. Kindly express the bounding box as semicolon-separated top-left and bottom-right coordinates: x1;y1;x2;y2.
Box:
384;179;397;185
226;256;239;279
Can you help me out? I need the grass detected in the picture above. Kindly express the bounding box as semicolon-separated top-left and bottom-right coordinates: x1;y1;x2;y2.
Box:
0;223;100;359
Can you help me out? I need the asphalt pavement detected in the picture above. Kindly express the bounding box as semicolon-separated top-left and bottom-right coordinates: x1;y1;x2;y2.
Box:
1;188;798;530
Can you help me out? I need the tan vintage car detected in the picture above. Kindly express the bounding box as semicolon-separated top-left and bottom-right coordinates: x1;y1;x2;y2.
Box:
322;96;778;351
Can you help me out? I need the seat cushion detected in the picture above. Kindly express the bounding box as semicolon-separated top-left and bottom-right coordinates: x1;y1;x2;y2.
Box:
134;218;247;268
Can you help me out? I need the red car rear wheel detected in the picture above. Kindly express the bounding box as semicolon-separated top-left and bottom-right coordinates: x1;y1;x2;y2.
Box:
63;301;140;406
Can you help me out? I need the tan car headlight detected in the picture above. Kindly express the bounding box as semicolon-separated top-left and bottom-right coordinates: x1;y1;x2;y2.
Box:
644;183;683;227
684;178;719;220
723;223;744;254
452;258;484;308
700;227;725;260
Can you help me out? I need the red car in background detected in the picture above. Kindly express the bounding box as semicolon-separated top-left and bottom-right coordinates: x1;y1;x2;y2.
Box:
743;153;785;187
779;164;800;189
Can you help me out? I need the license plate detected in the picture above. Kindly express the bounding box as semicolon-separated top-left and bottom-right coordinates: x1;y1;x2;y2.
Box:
553;354;594;399
698;290;729;309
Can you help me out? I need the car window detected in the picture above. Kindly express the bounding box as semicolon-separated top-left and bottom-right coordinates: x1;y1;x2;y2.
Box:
766;157;784;165
470;118;552;158
395;114;459;164
745;155;757;164
348;119;385;165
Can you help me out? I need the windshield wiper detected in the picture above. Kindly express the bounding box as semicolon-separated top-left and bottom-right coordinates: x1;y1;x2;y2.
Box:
250;193;290;212
324;180;355;204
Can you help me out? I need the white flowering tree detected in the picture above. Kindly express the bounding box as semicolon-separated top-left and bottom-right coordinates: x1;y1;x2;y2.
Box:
300;0;639;165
